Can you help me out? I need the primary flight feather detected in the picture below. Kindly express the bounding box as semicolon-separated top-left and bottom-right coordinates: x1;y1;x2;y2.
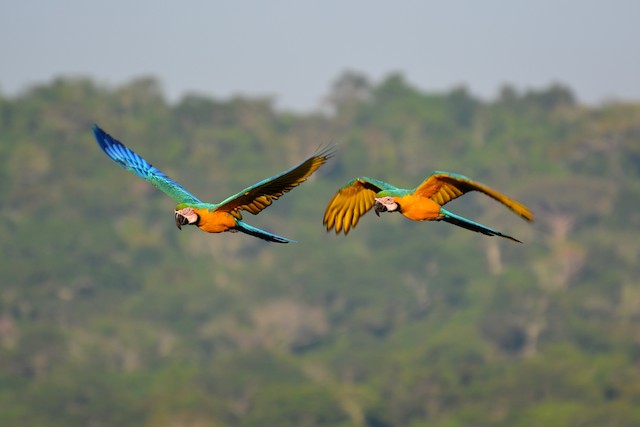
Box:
324;172;533;242
93;125;335;243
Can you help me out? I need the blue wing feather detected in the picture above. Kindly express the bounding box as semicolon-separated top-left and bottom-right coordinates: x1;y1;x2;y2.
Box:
93;125;201;205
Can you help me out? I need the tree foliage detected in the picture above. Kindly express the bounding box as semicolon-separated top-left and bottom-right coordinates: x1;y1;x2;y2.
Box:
1;72;639;426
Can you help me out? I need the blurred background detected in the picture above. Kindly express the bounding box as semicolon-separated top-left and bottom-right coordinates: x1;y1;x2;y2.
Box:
1;1;639;426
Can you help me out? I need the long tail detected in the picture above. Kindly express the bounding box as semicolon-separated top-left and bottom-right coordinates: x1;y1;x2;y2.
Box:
439;209;522;243
233;220;296;244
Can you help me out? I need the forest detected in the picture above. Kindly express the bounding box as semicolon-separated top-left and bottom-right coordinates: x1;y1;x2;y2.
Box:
1;71;639;426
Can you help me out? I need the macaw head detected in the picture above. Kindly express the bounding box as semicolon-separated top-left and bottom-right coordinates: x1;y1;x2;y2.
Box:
175;206;199;230
374;196;400;216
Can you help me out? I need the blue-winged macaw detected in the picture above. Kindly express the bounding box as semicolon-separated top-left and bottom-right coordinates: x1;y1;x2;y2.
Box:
323;172;533;242
93;125;334;243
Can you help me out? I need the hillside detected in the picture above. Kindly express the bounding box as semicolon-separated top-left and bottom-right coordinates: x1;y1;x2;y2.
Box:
1;72;639;426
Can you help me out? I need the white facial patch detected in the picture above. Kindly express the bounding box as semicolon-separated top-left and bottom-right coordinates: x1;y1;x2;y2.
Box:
374;196;399;212
176;207;198;224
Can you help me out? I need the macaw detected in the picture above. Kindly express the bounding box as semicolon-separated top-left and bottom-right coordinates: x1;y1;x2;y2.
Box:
93;125;334;243
323;172;534;242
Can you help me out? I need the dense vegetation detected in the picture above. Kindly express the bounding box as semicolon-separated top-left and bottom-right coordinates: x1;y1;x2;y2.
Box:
1;72;639;426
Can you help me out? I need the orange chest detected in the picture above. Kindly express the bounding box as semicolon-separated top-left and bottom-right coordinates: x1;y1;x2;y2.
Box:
195;209;237;233
396;195;442;221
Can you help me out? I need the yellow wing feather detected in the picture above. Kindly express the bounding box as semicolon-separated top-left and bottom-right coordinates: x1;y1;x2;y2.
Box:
415;172;534;221
217;146;335;218
323;178;384;234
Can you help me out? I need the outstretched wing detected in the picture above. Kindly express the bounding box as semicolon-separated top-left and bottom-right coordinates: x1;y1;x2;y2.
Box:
93;125;202;204
215;145;336;218
323;177;399;234
415;171;534;221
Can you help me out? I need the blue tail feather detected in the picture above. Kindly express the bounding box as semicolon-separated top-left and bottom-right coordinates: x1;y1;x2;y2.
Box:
439;208;522;243
234;220;295;244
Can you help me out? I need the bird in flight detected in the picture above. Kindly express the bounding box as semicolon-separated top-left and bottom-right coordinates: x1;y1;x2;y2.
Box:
323;172;533;242
93;125;334;243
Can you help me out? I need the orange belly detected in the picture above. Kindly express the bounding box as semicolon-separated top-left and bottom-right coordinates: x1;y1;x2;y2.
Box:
397;195;442;222
194;208;237;233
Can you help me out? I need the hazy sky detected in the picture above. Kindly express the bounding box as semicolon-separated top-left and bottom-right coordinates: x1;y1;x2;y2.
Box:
1;1;638;110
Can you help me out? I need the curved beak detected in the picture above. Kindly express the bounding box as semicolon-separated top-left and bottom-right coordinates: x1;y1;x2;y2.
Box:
175;213;186;230
374;200;387;217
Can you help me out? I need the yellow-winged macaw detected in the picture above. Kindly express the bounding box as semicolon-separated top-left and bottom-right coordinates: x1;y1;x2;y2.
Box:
323;172;533;242
93;125;334;243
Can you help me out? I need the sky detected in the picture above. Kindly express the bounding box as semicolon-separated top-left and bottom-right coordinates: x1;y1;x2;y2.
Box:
1;1;638;111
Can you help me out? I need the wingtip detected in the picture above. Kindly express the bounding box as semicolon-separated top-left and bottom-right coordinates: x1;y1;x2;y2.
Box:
515;203;535;223
91;124;118;154
524;210;535;223
92;123;103;136
92;124;113;145
314;143;338;161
